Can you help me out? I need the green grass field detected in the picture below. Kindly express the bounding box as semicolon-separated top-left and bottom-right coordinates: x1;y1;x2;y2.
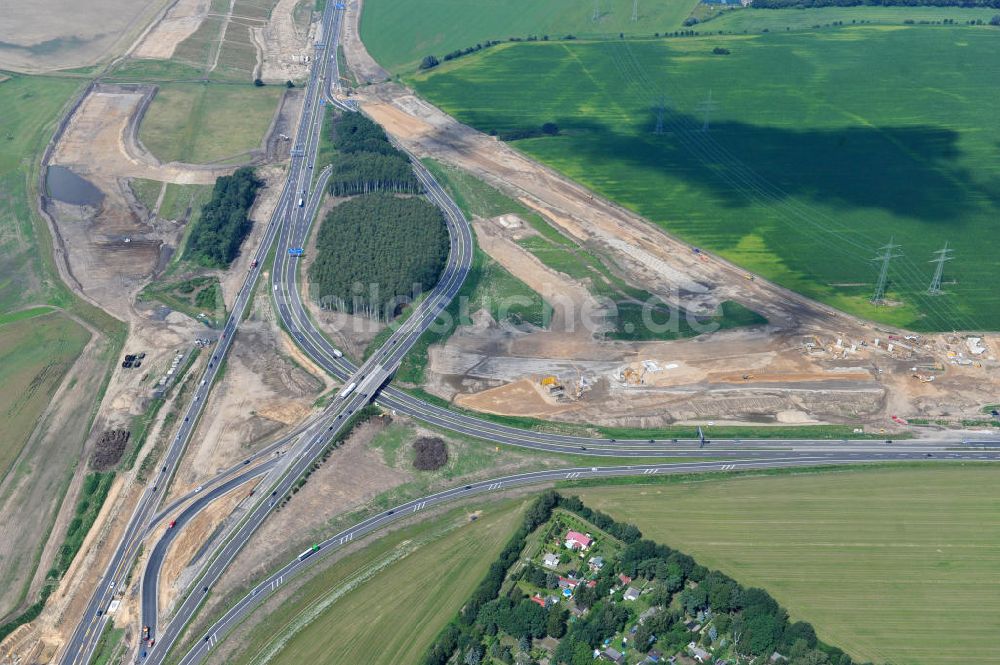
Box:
411;25;1000;331
138;82;282;164
129;178;163;212
226;498;528;665
361;0;702;73
0;312;90;481
575;465;1000;664
0;75;82;313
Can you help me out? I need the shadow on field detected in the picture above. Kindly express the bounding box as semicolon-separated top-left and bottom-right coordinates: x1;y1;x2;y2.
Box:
526;113;989;224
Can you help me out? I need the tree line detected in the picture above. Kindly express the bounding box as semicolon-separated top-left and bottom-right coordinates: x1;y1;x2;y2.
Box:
423;491;878;665
308;193;449;319
185;167;262;267
326;112;420;196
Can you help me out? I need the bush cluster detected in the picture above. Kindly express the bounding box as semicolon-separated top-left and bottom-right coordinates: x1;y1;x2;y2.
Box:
186;167;262;267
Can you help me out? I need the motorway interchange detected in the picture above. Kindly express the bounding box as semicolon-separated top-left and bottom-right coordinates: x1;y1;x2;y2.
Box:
58;3;1000;664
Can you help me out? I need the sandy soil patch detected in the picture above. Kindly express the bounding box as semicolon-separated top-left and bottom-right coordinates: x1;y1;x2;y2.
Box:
456;378;580;419
256;0;314;82
170;316;327;496
157;480;255;614
341;28;1000;427
133;0;212;59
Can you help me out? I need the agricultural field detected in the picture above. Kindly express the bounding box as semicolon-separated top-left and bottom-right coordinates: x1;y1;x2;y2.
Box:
224;498;528;665
360;0;702;73
170;0;281;81
0;75;82;313
0;0;165;72
138;82;283;164
575;465;1000;665
0;312;91;481
410;24;1000;331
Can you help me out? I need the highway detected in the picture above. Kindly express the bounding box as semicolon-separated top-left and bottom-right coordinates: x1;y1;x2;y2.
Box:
58;1;347;662
57;1;1000;663
175;449;1000;665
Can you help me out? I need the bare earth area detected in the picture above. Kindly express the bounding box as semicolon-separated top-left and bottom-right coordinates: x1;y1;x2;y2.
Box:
128;0;315;82
132;0;211;60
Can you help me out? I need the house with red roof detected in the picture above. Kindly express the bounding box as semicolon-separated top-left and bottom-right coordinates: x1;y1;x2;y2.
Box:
558;576;580;589
565;530;593;551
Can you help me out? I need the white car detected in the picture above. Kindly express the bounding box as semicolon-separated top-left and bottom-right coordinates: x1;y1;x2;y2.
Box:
195;485;203;493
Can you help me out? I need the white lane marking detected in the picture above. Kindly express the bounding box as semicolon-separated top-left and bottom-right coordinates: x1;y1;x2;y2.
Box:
413;501;426;512
720;464;736;471
565;472;581;479
488;482;502;491
643;468;658;475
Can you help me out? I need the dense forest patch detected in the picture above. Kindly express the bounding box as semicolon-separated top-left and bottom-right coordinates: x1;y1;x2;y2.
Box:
309;193;449;319
186;167;262;267
326;112;420;196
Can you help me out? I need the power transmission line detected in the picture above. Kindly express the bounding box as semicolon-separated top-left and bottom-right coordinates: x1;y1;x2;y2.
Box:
927;241;953;295
602;37;982;330
592;0;600;22
871;238;902;305
696;90;718;132
653;96;665;134
632;0;638;22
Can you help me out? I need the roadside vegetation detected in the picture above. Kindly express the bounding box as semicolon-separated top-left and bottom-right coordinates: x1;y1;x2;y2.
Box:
410;24;1000;331
185;167;262;267
140;276;226;327
574;465;1000;664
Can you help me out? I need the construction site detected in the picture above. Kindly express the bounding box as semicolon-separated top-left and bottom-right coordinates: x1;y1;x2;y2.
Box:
3;1;1000;660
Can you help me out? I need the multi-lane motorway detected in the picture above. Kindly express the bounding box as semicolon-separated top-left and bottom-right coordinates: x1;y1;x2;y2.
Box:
57;2;1000;664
